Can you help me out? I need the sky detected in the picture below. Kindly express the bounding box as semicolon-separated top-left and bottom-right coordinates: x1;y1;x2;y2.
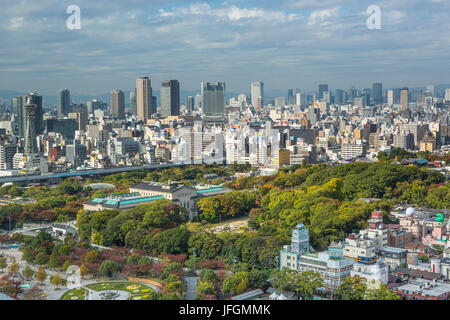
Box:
0;0;449;95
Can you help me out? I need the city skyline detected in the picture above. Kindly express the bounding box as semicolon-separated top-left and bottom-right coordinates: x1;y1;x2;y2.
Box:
1;0;450;94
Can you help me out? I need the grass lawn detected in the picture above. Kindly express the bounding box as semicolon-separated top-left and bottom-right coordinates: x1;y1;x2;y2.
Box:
60;288;87;300
129;293;158;300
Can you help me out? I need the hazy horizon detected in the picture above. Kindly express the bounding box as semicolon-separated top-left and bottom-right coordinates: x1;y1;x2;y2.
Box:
1;0;450;94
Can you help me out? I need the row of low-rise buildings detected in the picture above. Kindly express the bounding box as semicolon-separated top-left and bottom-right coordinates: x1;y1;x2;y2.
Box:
83;180;232;220
280;209;450;299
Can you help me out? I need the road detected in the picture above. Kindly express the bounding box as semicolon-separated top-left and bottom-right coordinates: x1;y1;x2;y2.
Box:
0;162;194;184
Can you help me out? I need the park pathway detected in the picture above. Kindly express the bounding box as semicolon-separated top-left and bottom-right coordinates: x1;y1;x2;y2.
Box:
185;276;198;300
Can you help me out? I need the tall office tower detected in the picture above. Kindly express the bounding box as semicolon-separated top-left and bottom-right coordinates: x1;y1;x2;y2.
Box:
348;87;357;101
387;90;394;105
287;89;295;105
24;103;38;154
296;93;306;107
152;96;157;114
160;80;180;118
444;88;450;102
288;89;294;97
362;94;370;107
13;95;27;137
400;88;409;110
323;91;331;104
426;85;435;97
251;81;264;109
335;89;344;105
57;89;71;117
186;96;194;111
318;84;328;100
73;104;88;131
110;89;125;119
130;89;137;116
26;93;44;135
136;77;152;122
372;83;382;105
201;82;226;116
193;94;201;109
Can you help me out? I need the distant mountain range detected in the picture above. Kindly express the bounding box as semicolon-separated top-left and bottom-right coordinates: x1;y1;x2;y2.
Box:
1;84;449;108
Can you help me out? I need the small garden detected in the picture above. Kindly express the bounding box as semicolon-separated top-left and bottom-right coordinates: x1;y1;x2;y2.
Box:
60;288;88;300
85;281;155;295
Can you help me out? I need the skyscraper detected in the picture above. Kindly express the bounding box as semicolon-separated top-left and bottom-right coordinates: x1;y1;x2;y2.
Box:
73;104;88;131
14;95;27;137
387;90;394;105
160;80;180;118
251;82;264;110
110;89;125;119
186;96;194;111
130;89;137;116
335;89;344;105
400;88;409;110
136;77;152;122
57;89;71;117
152;96;157;114
27;93;43;135
444;88;450;102
24;103;38;154
296;93;306;107
372;83;382;105
201;82;226;116
318;84;328;101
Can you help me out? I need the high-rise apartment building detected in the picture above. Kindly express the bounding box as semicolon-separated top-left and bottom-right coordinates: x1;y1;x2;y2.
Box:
57;89;71;117
136;77;152;122
400;88;409;110
160;80;180;118
110;89;125;119
201;82;225;116
0;145;18;169
387;90;394;105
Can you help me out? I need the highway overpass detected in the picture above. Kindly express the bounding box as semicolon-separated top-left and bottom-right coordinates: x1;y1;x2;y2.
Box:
0;162;194;185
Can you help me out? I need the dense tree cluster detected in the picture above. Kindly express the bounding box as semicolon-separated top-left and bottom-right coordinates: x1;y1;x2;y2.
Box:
0;179;85;230
196;191;258;223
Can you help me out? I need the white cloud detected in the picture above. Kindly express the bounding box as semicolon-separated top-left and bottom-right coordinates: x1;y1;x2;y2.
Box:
307;7;340;27
8;17;24;30
158;3;298;23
